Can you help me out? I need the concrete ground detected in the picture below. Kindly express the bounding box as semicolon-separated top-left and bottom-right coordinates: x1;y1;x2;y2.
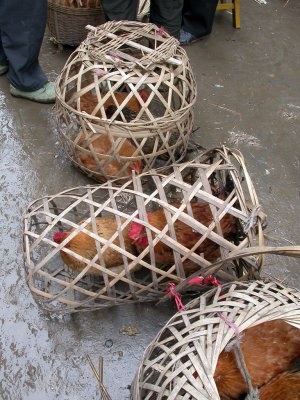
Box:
0;0;299;399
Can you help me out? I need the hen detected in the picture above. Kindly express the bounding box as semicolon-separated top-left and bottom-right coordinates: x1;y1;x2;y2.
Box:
129;201;238;273
79;88;149;119
76;131;141;179
259;368;300;400
214;320;300;400
53;217;137;275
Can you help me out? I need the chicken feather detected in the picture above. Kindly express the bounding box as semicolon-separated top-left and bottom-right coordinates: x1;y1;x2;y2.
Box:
259;369;300;400
214;320;300;400
76;131;141;180
79;88;149;118
53;217;137;275
129;201;239;273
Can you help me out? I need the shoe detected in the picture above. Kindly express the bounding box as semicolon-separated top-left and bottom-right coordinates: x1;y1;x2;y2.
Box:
179;29;200;46
10;81;56;104
0;63;8;75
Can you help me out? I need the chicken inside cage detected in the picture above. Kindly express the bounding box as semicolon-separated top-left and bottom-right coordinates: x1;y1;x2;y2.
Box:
214;319;300;400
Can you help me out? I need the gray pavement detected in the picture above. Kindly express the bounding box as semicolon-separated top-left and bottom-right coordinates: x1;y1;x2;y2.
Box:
0;1;299;399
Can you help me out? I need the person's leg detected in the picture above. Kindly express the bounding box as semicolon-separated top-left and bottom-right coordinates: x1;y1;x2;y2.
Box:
102;0;138;21
181;0;219;43
0;0;48;91
150;0;184;39
0;36;9;75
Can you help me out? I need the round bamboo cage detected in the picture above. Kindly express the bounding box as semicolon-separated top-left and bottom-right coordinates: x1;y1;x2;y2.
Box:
131;280;300;399
23;147;264;313
54;21;196;183
47;1;105;46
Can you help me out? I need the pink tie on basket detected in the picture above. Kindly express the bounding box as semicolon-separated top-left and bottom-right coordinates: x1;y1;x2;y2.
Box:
165;283;186;312
94;68;106;77
218;312;241;339
188;275;221;286
156;26;167;37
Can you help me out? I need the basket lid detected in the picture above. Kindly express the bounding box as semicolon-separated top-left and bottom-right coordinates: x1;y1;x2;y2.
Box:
79;21;181;70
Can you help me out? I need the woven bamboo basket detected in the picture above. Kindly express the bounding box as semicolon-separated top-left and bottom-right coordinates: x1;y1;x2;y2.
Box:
131;279;300;399
23;147;264;313
47;0;105;46
54;21;196;183
137;0;150;22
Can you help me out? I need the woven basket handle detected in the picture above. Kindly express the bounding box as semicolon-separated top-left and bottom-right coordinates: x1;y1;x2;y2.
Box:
159;245;300;303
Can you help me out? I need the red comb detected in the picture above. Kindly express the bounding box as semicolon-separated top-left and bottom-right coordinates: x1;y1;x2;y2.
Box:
53;231;68;244
129;221;144;240
129;215;149;247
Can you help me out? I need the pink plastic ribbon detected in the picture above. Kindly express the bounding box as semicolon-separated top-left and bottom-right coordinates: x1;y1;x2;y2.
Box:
188;275;221;286
204;275;221;286
188;276;204;285
94;68;106;77
156;26;167;37
218;312;240;339
165;283;186;312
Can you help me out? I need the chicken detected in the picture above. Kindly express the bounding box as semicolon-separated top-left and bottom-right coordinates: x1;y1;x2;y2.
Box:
128;201;239;273
214;320;300;400
76;131;141;180
105;105;139;122
79;88;149;119
53;217;137;275
259;368;300;400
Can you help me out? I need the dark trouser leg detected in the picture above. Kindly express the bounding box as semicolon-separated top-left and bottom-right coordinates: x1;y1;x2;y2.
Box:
182;0;219;38
101;0;138;21
0;37;8;64
0;0;48;91
150;0;184;39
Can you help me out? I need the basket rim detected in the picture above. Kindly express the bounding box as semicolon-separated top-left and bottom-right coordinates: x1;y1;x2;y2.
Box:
48;1;103;15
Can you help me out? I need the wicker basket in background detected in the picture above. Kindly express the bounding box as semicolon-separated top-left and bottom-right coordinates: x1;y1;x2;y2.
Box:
131;279;300;399
23;147;265;313
54;21;196;182
47;0;105;46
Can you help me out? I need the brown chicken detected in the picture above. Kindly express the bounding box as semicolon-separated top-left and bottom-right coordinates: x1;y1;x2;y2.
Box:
79;88;149;119
259;369;300;400
76;131;141;179
128;201;238;273
214;320;300;399
53;217;137;275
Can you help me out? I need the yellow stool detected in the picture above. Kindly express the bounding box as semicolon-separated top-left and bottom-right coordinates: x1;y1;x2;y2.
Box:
217;0;241;28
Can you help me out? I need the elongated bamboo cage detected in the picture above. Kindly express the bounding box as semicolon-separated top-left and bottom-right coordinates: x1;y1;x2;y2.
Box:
131;279;300;399
54;21;196;182
23;147;264;313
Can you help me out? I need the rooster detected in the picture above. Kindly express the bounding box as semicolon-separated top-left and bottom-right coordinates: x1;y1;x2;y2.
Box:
105;105;140;122
53;217;137;275
78;88;149;119
76;130;141;179
128;201;239;273
214;320;300;399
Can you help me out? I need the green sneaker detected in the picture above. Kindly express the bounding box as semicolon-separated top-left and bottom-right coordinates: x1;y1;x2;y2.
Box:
10;81;56;103
0;63;8;75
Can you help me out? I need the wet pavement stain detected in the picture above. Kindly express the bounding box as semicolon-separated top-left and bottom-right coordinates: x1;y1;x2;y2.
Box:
0;1;300;399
